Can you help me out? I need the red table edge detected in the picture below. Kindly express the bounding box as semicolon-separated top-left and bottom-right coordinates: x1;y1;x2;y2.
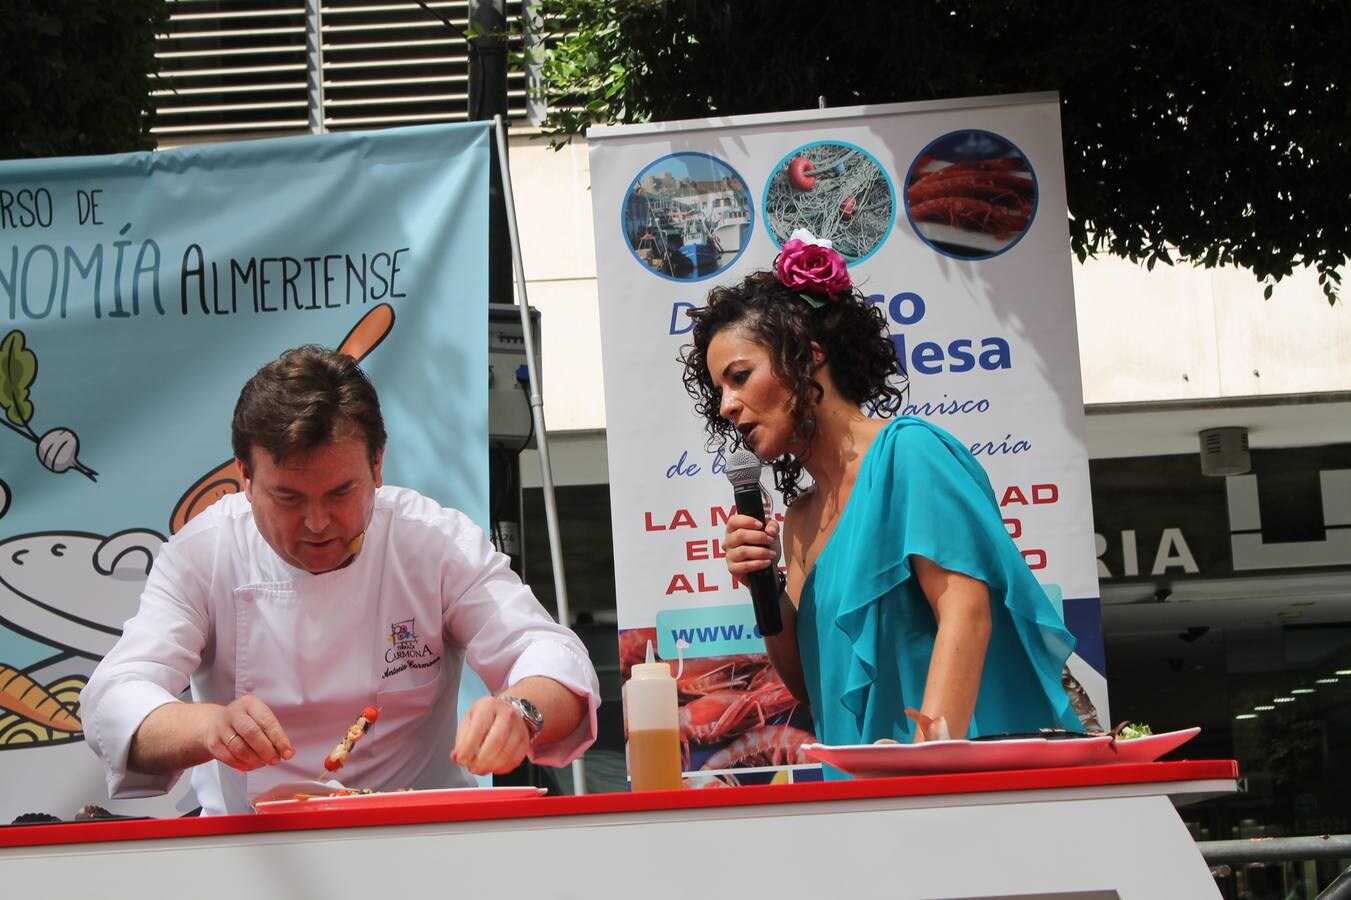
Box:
0;759;1238;849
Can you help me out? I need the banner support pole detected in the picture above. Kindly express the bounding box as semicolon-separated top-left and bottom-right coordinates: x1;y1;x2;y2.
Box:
491;115;587;795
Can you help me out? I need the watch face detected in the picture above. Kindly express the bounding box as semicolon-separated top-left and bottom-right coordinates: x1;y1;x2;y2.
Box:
505;696;543;739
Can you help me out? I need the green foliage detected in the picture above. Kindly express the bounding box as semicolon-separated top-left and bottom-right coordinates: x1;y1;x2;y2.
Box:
0;1;168;160
531;0;1349;304
0;331;38;430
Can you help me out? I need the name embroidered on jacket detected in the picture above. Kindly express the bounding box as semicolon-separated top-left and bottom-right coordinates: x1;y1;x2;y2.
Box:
382;617;440;677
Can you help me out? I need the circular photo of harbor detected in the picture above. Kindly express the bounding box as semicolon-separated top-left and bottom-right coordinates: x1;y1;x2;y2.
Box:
904;130;1038;260
763;141;895;262
622;153;754;282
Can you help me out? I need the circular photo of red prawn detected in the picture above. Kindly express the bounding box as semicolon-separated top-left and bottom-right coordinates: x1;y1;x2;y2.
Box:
622;152;754;282
763;141;895;262
904;130;1037;260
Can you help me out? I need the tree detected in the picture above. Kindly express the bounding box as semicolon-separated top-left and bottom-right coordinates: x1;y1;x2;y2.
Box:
0;1;168;160
531;0;1349;304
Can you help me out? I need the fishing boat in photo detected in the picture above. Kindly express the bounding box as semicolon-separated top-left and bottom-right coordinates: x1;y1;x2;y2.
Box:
624;173;751;278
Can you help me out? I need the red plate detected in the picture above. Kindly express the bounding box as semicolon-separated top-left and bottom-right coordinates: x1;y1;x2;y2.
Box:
801;727;1201;777
254;786;545;813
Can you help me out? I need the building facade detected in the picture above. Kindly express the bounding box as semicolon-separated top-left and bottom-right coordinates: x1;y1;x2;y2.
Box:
150;3;1350;892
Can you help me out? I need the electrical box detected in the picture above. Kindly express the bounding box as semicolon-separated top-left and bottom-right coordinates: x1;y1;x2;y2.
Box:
488;303;541;447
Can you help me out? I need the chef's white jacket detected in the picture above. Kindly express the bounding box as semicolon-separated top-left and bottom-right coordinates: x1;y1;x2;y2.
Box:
83;486;600;815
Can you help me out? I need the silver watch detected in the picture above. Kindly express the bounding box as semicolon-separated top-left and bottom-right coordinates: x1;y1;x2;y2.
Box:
500;695;544;742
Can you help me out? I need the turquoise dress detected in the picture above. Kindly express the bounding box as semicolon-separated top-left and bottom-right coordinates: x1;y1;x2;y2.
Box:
797;417;1080;774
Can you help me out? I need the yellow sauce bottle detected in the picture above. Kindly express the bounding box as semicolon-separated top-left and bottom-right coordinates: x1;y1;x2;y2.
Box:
626;642;683;791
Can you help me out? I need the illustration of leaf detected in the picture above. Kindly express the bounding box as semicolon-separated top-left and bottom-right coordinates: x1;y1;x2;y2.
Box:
0;330;37;427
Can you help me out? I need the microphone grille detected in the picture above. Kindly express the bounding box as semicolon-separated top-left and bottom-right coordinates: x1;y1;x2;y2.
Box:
725;449;763;487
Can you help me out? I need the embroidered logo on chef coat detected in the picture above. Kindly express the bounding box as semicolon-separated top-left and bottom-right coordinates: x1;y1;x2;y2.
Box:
382;617;440;678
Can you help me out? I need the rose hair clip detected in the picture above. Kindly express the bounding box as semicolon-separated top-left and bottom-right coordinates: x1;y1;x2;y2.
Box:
773;228;853;309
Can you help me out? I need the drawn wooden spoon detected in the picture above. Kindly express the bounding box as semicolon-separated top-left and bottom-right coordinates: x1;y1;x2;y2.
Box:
168;304;395;534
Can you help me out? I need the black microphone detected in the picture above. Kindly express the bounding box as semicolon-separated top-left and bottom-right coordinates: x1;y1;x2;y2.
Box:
725;450;783;637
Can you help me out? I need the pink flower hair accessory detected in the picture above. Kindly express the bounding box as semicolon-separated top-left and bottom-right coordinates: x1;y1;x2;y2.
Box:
774;228;852;309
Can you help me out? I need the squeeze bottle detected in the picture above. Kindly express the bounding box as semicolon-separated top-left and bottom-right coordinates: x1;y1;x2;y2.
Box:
626;641;682;791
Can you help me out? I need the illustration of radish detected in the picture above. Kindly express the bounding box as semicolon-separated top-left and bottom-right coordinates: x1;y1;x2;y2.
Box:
0;331;97;482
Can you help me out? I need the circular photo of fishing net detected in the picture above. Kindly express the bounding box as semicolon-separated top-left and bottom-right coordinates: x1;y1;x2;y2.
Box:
904;130;1038;260
763;141;895;262
622;153;754;282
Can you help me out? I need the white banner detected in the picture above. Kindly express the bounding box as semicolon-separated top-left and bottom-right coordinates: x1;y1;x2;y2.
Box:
589;94;1107;785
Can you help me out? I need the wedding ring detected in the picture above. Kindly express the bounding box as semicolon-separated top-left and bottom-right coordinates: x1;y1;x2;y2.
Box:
227;732;244;748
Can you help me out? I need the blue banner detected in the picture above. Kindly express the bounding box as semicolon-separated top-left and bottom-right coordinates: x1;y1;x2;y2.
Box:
0;123;490;815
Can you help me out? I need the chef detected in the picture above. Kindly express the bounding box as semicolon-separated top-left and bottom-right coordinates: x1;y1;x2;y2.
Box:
83;345;599;815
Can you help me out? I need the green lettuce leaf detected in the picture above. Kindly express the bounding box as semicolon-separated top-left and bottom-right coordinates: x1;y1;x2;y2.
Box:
0;330;38;428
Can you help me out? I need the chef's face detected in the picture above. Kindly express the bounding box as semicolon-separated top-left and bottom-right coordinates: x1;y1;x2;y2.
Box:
707;327;797;458
238;436;382;574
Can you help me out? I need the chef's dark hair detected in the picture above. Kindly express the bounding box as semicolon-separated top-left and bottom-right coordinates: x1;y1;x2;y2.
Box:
232;345;386;476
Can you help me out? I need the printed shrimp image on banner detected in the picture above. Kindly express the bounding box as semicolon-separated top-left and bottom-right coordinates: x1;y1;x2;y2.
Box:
620;626;818;786
904;129;1038;260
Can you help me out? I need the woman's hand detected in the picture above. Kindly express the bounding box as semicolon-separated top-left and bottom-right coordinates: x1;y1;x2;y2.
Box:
723;513;781;581
725;513;810;704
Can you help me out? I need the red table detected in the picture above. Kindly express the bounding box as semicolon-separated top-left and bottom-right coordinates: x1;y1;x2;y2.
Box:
1;760;1235;899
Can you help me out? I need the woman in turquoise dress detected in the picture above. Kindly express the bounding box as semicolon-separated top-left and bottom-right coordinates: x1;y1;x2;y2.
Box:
680;231;1080;766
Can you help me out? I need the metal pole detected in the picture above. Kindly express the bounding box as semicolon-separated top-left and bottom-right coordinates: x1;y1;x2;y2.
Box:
491;115;586;796
1197;834;1351;865
520;0;547;126
304;0;325;134
1319;866;1351;900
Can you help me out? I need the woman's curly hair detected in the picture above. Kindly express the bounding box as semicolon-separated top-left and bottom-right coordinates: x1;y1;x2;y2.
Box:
680;270;907;505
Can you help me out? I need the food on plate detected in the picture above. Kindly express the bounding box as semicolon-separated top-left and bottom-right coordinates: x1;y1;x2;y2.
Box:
968;721;1157;743
292;788;377;801
904;708;951;742
321;705;379;776
906;160;1034;238
873;719;1161;747
970;729;1092;741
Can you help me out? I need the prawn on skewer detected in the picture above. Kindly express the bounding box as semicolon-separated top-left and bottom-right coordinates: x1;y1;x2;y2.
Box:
320;705;379;779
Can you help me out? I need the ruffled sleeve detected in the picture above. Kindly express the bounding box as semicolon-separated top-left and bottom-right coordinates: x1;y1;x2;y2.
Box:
827;417;1078;735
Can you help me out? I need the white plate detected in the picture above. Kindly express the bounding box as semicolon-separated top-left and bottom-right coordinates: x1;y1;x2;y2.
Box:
250;780;352;807
911;222;1016;253
801;727;1201;778
253;785;547;813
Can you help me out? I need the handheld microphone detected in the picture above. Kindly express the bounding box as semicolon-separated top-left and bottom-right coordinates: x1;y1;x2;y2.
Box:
724;450;783;637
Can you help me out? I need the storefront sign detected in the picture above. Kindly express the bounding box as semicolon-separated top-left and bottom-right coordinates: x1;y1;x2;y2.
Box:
1091;444;1351;580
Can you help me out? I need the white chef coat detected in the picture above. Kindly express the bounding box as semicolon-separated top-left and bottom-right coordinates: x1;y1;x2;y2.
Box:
83;486;599;816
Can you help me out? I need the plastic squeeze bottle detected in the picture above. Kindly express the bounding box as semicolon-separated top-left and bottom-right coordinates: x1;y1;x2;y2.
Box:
626;641;683;791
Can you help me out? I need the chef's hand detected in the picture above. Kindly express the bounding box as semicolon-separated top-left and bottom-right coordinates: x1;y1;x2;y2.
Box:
451;696;530;776
207;696;294;771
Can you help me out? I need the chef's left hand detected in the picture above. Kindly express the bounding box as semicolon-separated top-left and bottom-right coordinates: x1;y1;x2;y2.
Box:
451;696;530;776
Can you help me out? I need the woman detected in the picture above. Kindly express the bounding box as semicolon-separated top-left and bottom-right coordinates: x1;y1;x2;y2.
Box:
680;230;1080;760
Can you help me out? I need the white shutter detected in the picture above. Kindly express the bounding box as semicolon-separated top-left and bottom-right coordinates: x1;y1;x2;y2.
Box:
154;0;530;141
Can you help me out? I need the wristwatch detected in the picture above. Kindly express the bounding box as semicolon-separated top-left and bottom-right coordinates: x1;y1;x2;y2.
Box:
500;695;544;743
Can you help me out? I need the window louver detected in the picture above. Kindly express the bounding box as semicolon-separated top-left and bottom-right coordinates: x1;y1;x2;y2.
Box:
154;0;532;141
